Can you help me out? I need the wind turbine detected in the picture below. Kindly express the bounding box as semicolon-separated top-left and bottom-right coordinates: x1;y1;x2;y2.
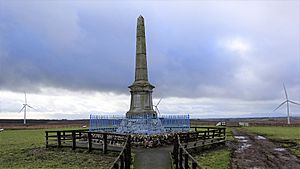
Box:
19;92;37;125
153;98;163;115
273;83;300;125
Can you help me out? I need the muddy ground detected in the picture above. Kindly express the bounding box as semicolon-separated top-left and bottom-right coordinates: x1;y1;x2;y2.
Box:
230;129;300;169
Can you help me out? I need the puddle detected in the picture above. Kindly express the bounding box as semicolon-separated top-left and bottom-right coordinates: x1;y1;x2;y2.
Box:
256;136;266;140
241;143;251;149
238;139;248;143
274;148;286;152
234;135;251;153
236;143;252;153
235;136;246;139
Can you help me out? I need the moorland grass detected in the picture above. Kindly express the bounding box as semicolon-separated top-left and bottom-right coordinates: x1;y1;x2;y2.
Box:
0;129;117;169
243;126;300;157
190;126;233;169
192;146;231;169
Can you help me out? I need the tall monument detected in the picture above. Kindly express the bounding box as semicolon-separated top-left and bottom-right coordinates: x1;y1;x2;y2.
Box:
126;15;157;118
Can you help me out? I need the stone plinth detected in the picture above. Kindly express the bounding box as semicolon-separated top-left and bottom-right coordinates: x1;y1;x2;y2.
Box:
116;118;166;135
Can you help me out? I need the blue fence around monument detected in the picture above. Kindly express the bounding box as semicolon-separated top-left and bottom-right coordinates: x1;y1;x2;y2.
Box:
89;114;190;132
89;115;123;132
160;115;190;131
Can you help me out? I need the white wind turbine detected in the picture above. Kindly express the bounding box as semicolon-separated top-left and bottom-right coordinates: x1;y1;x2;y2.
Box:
19;92;37;125
153;98;163;115
273;83;300;125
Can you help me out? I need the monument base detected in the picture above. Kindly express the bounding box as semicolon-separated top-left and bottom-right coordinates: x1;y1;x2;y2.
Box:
126;110;157;119
116;118;166;135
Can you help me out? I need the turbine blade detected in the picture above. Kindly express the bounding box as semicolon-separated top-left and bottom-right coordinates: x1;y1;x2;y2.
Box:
154;106;159;113
289;100;300;106
156;98;163;106
156;107;160;114
19;105;25;113
27;105;38;111
273;101;287;111
283;83;288;100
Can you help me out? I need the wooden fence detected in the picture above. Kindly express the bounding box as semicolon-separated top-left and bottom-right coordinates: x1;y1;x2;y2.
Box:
45;129;128;153
45;127;225;169
110;135;131;169
45;129;131;168
172;127;226;169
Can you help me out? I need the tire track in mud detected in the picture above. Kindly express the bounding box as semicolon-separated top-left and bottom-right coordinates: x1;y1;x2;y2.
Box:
231;129;300;169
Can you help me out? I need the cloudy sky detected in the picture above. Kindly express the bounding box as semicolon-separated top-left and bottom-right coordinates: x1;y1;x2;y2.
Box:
0;0;299;119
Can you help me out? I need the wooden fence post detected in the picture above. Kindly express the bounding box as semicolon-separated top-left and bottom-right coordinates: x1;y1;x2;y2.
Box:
192;162;197;169
185;133;189;144
212;130;215;138
88;132;92;152
124;148;130;169
72;131;76;150
174;135;179;169
114;163;119;169
184;154;189;169
45;131;48;148
62;131;66;143
79;131;82;139
207;129;210;139
120;154;124;169
179;147;183;169
103;133;107;154
57;131;61;148
127;135;131;165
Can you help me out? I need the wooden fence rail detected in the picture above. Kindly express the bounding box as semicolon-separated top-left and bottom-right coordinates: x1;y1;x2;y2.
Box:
45;127;225;169
172;127;226;169
45;129;131;169
45;129;127;153
110;135;131;169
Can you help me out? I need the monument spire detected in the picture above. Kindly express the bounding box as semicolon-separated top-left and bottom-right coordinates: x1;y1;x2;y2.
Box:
127;15;156;118
135;15;148;82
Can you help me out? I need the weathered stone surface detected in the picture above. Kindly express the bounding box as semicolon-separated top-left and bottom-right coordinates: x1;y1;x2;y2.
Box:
116;118;166;135
127;15;157;118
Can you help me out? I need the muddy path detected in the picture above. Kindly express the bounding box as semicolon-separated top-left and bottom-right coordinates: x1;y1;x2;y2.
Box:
231;129;300;169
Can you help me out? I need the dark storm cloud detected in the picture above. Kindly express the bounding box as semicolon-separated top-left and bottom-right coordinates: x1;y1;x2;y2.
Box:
0;1;299;101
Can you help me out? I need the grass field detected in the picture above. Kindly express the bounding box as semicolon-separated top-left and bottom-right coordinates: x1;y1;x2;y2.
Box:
0;129;117;169
4;125;298;169
191;126;233;169
193;146;231;169
243;126;300;157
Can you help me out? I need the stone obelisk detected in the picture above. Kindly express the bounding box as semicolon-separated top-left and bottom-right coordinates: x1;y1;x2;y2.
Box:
126;15;157;118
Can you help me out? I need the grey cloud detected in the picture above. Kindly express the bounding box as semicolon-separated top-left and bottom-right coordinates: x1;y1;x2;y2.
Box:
0;1;299;102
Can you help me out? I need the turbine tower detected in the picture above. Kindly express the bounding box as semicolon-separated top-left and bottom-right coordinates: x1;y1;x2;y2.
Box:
19;92;36;125
273;83;300;124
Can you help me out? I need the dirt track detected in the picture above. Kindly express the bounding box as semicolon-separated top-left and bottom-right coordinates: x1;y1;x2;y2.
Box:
231;129;300;169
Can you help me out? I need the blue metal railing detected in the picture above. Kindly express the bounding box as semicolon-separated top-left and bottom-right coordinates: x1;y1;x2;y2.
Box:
89;114;190;132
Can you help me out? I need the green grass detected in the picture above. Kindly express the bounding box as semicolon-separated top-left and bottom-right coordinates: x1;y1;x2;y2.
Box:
243;126;300;157
192;146;231;169
225;127;234;141
0;129;117;169
188;125;232;169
